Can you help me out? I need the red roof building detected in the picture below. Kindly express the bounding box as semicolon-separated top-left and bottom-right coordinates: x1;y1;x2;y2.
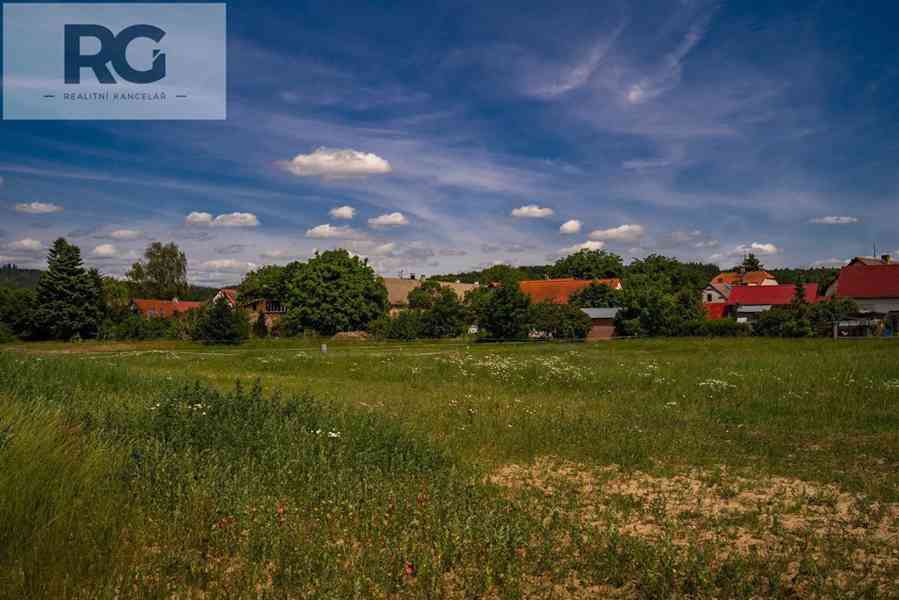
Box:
827;257;899;320
727;283;820;308
519;278;622;304
132;298;204;319
213;288;239;307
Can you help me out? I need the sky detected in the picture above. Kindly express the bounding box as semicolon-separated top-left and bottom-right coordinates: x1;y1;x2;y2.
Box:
2;0;899;286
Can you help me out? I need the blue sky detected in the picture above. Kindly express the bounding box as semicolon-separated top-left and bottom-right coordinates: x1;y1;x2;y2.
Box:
2;0;899;285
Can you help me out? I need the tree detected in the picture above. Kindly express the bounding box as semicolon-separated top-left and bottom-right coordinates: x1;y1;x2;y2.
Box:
30;239;104;340
128;242;188;299
284;250;388;336
615;281;703;338
480;278;531;339
550;249;624;280
527;302;592;339
407;280;444;310
239;264;290;302
741;253;763;272
569;282;621;308
0;286;36;339
193;297;248;344
420;286;468;338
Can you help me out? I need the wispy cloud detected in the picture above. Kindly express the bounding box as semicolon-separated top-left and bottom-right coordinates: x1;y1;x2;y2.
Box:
810;216;859;225
14;202;63;214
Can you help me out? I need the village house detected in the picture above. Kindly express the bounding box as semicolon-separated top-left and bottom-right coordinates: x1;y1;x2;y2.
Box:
131;298;204;319
382;277;479;315
703;270;778;320
518;278;622;304
211;287;238;307
213;287;286;332
726;283;819;323
825;256;899;336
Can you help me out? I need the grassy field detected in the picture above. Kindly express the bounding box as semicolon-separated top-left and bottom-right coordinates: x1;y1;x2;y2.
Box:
1;337;898;598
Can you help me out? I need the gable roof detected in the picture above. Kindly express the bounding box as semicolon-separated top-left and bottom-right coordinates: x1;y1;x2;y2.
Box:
705;282;732;298
711;271;776;286
381;278;480;307
519;278;622;304
217;288;238;305
833;262;899;299
726;284;819;307
132;298;204;318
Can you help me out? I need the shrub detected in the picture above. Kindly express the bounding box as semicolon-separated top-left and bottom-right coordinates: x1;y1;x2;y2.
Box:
192;297;249;344
99;315;170;341
752;309;813;338
369;310;424;340
527;302;592;340
682;319;751;337
0;323;15;344
480;280;530;340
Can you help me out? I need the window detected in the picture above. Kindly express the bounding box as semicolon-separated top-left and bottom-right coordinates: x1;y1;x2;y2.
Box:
706;293;713;302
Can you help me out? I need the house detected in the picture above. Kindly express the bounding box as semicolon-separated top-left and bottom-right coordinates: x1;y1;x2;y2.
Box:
826;256;899;335
212;287;238;308
382;277;479;315
131;298;204;319
519;278;622;304
581;307;620;341
242;298;287;331
704;271;778;320
726;283;819;322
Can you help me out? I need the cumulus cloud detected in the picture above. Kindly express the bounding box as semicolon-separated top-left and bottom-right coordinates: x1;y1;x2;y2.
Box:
810;216;860;225
200;259;257;272
560;219;582;234
737;242;780;255
329;205;356;220
656;229;719;250
185;212;259;227
260;249;294;259
185;211;213;226
109;229;143;240
8;238;42;252
15;202;63;214
511;205;554;218
559;240;605;255
92;244;118;257
588;224;645;242
368;212;409;228
305;224;359;239
280;147;392;178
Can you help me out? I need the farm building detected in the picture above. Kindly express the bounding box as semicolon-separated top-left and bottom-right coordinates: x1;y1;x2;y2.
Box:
726;284;819;322
826;256;899;335
212;288;239;307
131;298;204;319
581;307;620;341
710;270;778;287
382;277;479;315
242;298;287;331
519;278;622;304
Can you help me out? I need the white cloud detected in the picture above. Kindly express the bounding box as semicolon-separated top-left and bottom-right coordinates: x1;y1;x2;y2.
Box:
185;211;213;226
281;147;393;178
511;204;554;218
305;224;359;239
185;211;259;227
200;259;257;272
560;219;582;234
9;238;42;252
738;242;780;255
368;212;409;228
559;240;605;255
811;258;849;268
14;202;63;214
261;249;293;259
92;244;118;257
109;229;143;240
810;216;859;225
212;212;259;227
589;224;645;242
329;205;356;220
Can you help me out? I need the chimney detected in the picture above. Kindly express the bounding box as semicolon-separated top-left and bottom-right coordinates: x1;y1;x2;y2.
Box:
883;254;892;264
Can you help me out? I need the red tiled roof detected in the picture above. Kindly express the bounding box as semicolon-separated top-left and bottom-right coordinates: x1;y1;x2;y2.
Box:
834;263;899;299
219;288;239;305
519;278;622;304
132;299;204;318
726;284;819;307
711;271;776;286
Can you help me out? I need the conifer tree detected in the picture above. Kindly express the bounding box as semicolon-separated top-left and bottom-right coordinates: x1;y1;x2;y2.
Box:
31;238;103;340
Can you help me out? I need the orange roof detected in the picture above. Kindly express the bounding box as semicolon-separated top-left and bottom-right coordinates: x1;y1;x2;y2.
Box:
218;288;239;305
132;298;204;318
519;278;621;304
711;271;776;286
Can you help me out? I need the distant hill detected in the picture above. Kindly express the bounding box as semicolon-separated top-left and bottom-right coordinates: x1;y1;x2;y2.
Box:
0;265;43;289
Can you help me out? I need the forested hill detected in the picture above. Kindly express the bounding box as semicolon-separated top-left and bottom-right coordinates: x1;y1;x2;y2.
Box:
0;265;42;289
0;264;221;300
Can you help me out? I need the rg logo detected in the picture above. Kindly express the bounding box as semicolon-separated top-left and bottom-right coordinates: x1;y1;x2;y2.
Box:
65;24;167;84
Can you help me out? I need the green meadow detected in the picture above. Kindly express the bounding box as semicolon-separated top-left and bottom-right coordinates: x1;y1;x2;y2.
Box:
2;338;898;598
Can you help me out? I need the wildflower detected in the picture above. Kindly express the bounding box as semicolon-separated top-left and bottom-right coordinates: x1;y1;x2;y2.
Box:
327;431;341;439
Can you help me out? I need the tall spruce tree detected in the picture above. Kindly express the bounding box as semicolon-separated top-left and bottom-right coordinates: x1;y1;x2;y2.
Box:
31;239;103;340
